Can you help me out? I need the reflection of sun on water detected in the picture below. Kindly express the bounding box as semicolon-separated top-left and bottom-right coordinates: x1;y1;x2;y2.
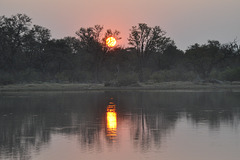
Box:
106;101;117;139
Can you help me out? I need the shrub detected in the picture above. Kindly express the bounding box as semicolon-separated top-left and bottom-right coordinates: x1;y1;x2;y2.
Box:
0;71;15;85
142;68;152;81
116;72;138;86
150;70;196;82
99;70;115;82
219;67;240;81
17;69;43;82
55;71;70;82
54;70;94;83
104;72;138;87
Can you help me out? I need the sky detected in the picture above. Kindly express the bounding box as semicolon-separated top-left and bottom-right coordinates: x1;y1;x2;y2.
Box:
1;0;240;51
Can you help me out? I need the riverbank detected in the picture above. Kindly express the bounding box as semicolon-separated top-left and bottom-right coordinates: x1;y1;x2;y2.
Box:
1;81;240;92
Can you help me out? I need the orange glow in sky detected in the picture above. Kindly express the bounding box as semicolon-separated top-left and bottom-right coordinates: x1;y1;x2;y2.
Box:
106;37;116;47
1;0;240;50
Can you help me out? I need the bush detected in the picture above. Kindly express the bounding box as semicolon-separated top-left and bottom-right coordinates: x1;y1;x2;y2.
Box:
0;71;15;85
54;70;94;83
104;72;138;87
219;67;240;81
116;72;138;86
150;70;196;82
55;71;70;82
72;70;93;82
99;70;115;82
142;68;152;81
17;69;43;82
209;69;219;79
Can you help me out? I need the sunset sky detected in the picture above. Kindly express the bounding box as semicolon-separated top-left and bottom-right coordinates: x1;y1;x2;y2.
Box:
1;0;240;50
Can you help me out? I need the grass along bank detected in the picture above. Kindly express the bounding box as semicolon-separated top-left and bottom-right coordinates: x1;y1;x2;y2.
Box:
0;81;240;92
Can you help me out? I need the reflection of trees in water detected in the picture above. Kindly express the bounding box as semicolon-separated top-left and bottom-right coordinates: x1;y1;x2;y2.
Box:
124;91;240;129
116;91;240;151
186;109;240;128
0;92;105;159
76;120;102;151
0;109;50;160
124;92;178;151
130;111;177;151
0;91;240;158
182;92;240;128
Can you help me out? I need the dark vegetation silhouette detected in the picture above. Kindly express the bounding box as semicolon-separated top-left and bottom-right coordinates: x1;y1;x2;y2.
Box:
1;14;240;85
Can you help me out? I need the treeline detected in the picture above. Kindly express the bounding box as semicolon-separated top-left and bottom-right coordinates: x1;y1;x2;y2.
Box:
0;14;240;85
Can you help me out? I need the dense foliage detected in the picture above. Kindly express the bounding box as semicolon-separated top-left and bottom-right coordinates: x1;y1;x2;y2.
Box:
0;14;240;85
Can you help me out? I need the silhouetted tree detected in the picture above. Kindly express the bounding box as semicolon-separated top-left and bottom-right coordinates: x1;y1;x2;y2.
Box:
23;25;51;70
45;39;73;74
128;23;174;81
63;36;81;54
220;40;240;68
0;14;32;70
185;40;224;79
75;25;104;82
149;44;184;71
1;13;240;84
76;26;122;82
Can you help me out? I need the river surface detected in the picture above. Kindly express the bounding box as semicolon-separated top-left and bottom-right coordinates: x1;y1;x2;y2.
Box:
0;91;240;160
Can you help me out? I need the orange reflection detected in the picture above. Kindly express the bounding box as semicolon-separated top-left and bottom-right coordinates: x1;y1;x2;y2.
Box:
106;101;117;139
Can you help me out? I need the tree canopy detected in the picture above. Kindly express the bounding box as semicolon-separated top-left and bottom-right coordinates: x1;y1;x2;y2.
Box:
0;14;240;85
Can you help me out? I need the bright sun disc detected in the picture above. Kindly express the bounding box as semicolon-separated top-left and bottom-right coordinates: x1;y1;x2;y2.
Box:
106;37;116;47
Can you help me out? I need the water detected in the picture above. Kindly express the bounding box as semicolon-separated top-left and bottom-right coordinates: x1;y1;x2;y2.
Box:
0;91;240;160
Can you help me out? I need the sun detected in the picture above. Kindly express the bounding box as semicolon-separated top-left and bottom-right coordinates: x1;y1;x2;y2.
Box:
106;37;116;47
